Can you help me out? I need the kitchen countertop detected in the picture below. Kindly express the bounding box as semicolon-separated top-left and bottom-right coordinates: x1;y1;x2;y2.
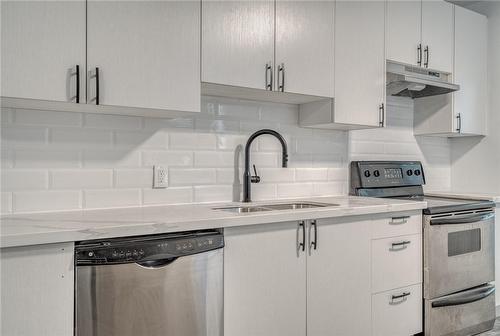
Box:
0;196;426;248
427;191;500;204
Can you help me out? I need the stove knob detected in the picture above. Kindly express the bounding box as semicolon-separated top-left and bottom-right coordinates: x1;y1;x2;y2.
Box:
407;170;413;176
373;170;380;177
364;170;371;178
414;169;421;176
88;251;94;257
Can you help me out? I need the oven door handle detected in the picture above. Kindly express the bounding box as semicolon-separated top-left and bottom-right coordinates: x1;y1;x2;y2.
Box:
431;285;495;308
430;212;494;225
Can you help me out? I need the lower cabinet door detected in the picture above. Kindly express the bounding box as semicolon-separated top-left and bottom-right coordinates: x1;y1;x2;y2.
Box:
372;283;423;336
224;222;306;336
307;218;372;336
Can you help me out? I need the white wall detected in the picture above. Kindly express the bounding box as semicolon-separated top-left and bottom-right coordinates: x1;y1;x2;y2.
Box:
0;95;450;214
451;2;500;194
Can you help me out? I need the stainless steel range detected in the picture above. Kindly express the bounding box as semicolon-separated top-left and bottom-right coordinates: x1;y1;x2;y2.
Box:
350;160;496;336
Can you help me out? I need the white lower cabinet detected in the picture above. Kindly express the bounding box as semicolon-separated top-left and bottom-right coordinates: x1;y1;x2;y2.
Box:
372;284;423;336
224;213;423;336
1;242;74;336
307;218;372;336
224;222;306;336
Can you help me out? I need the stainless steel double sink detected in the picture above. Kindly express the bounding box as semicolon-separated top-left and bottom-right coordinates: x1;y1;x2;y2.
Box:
213;202;339;213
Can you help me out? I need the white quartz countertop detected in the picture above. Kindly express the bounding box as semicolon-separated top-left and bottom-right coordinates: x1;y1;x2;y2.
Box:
0;196;426;248
427;191;500;204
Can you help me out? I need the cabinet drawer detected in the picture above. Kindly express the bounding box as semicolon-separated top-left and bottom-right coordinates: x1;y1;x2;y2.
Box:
372;213;421;239
372;284;423;336
372;234;422;293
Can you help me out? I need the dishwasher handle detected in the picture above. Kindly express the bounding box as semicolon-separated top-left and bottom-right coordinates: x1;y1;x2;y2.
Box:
136;257;178;268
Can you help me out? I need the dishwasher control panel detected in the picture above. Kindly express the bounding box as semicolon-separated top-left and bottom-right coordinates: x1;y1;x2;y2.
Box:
76;231;224;265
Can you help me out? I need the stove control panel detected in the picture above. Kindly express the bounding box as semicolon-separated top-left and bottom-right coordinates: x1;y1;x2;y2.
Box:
350;161;425;191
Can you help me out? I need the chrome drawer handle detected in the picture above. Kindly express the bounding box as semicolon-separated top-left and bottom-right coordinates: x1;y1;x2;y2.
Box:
389;216;409;225
390;240;411;251
390;292;411;305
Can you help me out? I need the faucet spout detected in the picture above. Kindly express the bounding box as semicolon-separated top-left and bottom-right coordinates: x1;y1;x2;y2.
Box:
243;129;288;203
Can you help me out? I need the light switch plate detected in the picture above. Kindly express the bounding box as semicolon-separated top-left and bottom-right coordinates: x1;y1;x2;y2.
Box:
153;165;168;188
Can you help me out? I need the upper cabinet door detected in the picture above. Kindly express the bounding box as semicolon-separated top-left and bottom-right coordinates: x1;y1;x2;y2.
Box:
421;0;454;73
202;0;275;90
275;1;334;97
454;6;488;135
334;0;386;127
87;1;200;112
1;1;85;103
386;1;422;66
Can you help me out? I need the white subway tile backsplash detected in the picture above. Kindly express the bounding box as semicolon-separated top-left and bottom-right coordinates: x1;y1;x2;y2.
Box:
84;114;142;130
1;95;450;213
84;189;141;209
13;190;81;212
295;168;328;182
1;192;13;213
1;108;13;124
15;149;81;168
114;169;153;188
50;128;112;148
15;109;82;127
170;132;216;150
169;168;216;186
143;187;192;205
193;185;233;203
1;126;47;147
2;170;48;191
83;150;141;168
51;170;113;189
114;130;168;149
277;183;314;198
142;151;192;167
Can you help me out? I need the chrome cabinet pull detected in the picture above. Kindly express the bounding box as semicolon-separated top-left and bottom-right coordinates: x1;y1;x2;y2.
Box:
265;63;273;91
390;240;411;251
391;292;411;304
75;64;80;103
417;44;421;66
310;220;318;251
389;216;409;225
379;103;385;127
424;46;429;68
456;113;461;133
278;63;285;92
298;221;305;252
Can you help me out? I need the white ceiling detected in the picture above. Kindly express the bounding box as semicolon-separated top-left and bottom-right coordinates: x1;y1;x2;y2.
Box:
446;0;494;16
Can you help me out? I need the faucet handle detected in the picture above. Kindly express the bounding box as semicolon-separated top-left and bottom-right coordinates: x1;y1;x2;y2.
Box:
251;164;261;183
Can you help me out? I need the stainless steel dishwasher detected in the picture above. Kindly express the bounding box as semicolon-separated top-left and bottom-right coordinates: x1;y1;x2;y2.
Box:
75;230;224;336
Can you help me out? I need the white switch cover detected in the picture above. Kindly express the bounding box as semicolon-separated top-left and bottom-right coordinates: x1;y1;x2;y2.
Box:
153;165;168;188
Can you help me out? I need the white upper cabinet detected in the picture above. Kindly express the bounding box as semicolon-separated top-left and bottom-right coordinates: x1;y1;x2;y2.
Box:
275;1;335;97
201;0;275;91
333;0;386;127
87;1;200;112
387;0;454;73
421;0;454;73
454;6;488;136
386;1;422;66
1;1;86;103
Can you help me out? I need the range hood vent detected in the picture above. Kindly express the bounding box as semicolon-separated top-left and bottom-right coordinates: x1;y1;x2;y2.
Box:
386;62;459;99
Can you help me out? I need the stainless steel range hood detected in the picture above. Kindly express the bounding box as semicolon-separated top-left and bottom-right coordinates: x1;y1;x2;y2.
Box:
386;62;459;99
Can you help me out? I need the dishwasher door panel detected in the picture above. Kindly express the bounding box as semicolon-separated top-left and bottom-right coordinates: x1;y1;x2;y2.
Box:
76;249;223;336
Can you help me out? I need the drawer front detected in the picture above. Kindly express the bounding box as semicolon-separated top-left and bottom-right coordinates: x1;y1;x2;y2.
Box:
372;234;422;293
372;213;421;239
372;284;423;336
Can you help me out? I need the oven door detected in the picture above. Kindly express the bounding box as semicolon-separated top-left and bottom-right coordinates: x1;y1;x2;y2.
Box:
425;284;496;336
424;210;495;299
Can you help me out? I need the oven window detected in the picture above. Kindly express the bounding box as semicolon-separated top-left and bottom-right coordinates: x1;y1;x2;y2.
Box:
448;228;481;257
